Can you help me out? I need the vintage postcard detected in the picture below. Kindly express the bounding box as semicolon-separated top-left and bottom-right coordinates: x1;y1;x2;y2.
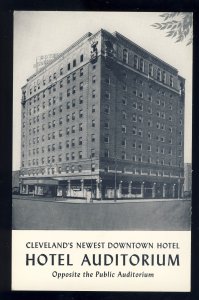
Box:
12;11;192;291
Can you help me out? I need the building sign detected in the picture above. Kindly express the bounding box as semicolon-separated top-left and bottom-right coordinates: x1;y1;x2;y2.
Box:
33;53;60;72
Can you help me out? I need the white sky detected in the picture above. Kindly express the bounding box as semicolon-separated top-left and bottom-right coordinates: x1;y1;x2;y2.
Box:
13;11;192;171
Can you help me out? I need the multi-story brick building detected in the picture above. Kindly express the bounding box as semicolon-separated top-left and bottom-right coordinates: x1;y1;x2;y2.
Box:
20;29;185;199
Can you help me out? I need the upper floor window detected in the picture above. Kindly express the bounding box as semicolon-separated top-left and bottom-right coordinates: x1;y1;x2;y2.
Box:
162;71;166;84
123;49;128;64
149;64;153;77
80;54;84;62
157;68;161;81
140;58;144;72
73;59;76;67
134;55;138;69
170;75;174;87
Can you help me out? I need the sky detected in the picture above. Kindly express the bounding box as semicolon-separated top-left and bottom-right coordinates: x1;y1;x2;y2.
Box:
13;11;192;171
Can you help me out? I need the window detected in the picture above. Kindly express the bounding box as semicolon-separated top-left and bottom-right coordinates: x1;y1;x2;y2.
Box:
73;73;76;81
133;102;137;109
67;101;70;109
80;54;84;62
92;90;96;98
60;68;63;75
91;134;95;142
161;148;165;154
59;142;62;150
170;75;173;87
147;145;151;151
53;108;55;116
149;64;153;76
122;125;126;133
79;96;83;104
132;114;137;122
73;59;76;67
157;68;161;81
138;143;142;150
71;139;75;147
121;151;126;160
79;123;83;131
138;129;143;137
104;122;109;129
134;55;138;69
66;140;69;148
72;99;75;107
59;105;62;113
122;111;127;119
122;139;126;147
80;68;83;76
68;63;70;71
72;86;76;94
123;49;128;64
92;75;96;83
52;132;55;139
66;153;69;161
162;71;166;83
161;112;165;119
91;149;95;158
53;97;56;104
138;116;143;123
66;127;69;135
132;126;137;135
66;166;69;173
140;58;144;72
122;97;127;105
104;104;110;114
58;154;62;162
59;130;62;137
72;125;75;133
91;163;95;172
60;81;63;88
80;82;83;91
148;120;152;127
138;104;143;111
72;112;75;121
79;110;83;118
79;151;83;159
104;135;109;143
53;84;56;92
92;119;95;127
67;76;70;84
104;149;109;158
59;118;62;125
122;84;127;91
52;144;55;151
92;105;95;113
79;137;82;145
71;152;75;160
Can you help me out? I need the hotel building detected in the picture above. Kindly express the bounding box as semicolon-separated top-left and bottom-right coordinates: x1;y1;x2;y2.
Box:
20;29;185;199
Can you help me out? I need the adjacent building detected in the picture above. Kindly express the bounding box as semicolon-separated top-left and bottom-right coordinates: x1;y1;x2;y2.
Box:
20;29;185;199
184;163;192;193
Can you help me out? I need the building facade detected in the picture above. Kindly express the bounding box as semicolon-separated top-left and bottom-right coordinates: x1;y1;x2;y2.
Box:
20;29;185;199
184;163;192;192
